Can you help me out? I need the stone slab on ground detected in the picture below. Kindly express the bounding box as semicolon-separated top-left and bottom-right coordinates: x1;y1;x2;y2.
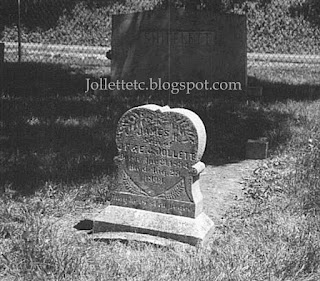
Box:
71;160;260;246
93;205;214;247
91;232;190;248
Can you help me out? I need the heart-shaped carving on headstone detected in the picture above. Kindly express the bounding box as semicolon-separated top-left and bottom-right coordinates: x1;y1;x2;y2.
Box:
115;104;206;202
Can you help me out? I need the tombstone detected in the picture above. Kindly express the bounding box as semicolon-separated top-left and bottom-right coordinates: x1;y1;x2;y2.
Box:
93;104;214;246
111;9;247;97
246;138;268;160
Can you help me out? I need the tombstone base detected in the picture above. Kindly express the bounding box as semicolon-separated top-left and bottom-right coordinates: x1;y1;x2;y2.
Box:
93;205;214;247
91;232;189;248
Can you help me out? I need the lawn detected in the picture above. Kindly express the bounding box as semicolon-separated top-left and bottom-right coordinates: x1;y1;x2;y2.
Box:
1;1;320;279
1;59;320;280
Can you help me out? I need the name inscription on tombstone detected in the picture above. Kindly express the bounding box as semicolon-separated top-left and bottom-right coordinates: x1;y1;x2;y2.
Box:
111;9;247;95
112;104;206;218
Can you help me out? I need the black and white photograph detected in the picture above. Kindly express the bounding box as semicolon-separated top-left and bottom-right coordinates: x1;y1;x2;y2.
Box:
1;0;320;280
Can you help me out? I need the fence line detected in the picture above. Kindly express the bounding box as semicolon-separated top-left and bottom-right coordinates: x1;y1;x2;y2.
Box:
3;42;110;65
4;42;108;55
248;53;320;64
2;41;320;66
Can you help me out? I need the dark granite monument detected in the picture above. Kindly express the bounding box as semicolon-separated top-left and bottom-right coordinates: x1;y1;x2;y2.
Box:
111;9;247;96
93;104;214;246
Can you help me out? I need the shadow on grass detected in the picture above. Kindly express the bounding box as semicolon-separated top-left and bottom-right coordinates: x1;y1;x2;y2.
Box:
1;62;122;194
188;98;294;164
248;76;320;102
0;62;317;194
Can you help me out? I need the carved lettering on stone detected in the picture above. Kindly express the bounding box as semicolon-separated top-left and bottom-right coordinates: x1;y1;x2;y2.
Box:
112;104;206;217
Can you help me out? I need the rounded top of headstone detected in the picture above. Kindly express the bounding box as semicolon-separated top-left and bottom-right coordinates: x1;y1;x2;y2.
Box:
116;104;206;163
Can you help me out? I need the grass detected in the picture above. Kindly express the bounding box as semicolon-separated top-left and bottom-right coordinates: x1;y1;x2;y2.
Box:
1;59;320;279
2;62;307;192
1;1;320;279
4;0;320;91
2;0;320;55
1;144;320;280
248;63;320;86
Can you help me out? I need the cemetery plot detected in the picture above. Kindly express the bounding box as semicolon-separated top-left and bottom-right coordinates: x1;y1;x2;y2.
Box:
93;104;214;246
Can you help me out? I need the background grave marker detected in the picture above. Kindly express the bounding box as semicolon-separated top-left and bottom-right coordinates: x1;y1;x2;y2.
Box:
111;9;247;97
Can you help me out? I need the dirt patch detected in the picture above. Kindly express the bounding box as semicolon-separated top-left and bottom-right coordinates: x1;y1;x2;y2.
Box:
201;159;261;225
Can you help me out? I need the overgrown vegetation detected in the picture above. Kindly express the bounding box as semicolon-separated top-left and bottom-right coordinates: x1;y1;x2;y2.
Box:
1;0;320;54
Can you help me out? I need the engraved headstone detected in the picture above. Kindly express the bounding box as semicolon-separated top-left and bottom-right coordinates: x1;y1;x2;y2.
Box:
93;105;214;246
112;104;206;218
111;9;247;96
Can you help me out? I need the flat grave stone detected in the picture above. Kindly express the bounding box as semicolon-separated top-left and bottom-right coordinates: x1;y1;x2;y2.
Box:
93;104;214;246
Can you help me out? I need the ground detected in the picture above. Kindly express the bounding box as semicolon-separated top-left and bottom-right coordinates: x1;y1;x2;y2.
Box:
68;159;261;246
201;160;260;225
